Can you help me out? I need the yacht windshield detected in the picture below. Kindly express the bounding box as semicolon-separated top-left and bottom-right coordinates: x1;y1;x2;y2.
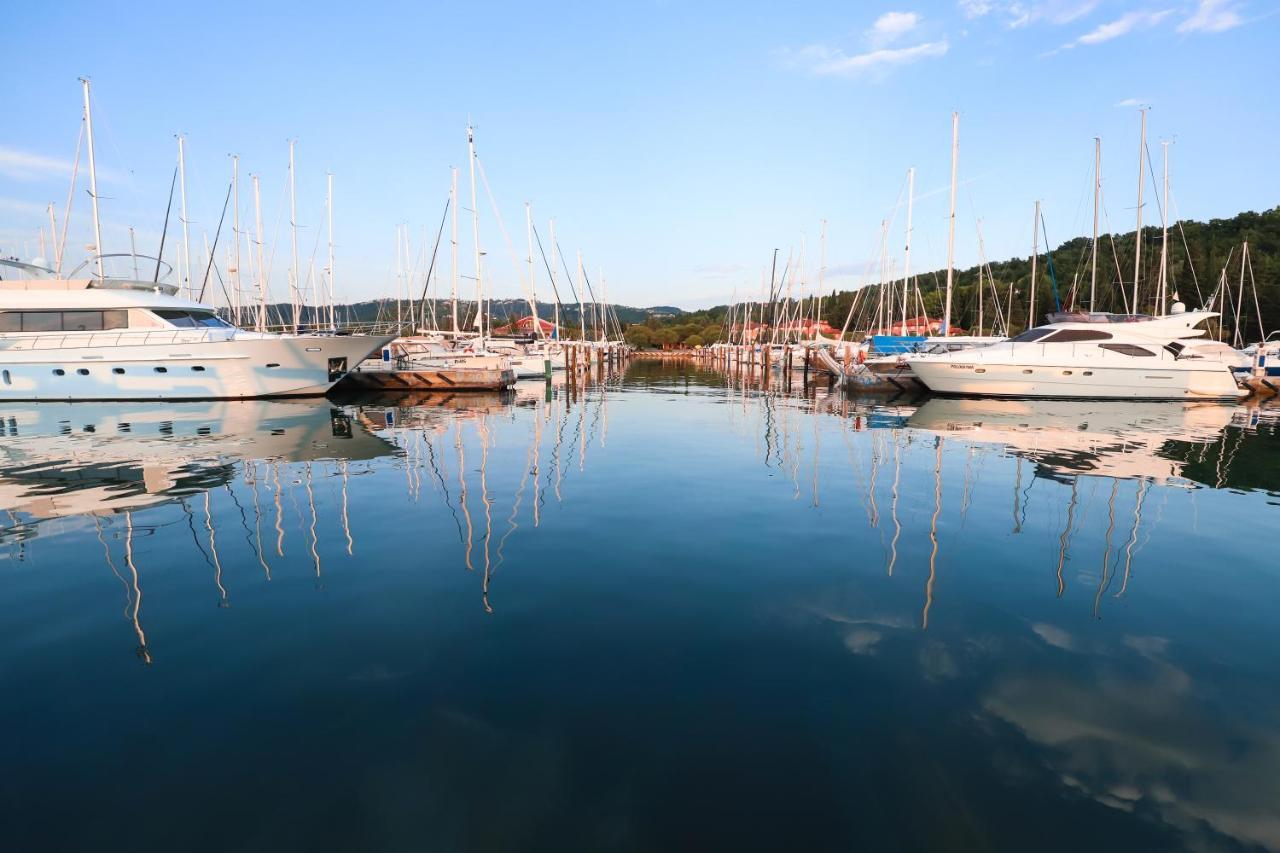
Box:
1009;328;1054;343
153;309;233;329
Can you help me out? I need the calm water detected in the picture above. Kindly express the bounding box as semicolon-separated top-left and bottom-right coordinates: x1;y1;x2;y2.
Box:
2;363;1279;852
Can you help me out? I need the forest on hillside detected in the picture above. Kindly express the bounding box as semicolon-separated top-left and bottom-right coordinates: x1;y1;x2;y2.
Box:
631;206;1280;347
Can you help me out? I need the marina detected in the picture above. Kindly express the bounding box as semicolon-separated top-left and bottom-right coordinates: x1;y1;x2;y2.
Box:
4;3;1280;850
2;362;1279;851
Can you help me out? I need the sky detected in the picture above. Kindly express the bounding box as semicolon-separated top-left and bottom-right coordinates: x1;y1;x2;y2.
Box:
1;0;1276;310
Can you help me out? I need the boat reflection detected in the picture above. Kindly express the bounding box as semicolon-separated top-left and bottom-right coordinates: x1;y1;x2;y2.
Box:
907;397;1238;485
0;399;397;664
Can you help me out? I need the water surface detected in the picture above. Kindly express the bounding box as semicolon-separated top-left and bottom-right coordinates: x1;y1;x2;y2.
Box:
2;363;1278;852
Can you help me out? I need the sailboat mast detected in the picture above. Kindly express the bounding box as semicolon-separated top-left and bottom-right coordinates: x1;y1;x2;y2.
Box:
526;202;542;339
252;175;267;331
231;155;241;326
902;167;914;335
1029;200;1040;329
943;111;958;335
1090;136;1100;311
80;79;105;280
326;172;335;329
1158;141;1170;314
817;219;827;334
177;134;191;295
289;140;300;332
450;167;459;335
1132;108;1145;313
576;251;586;342
467;124;484;339
550;218;559;340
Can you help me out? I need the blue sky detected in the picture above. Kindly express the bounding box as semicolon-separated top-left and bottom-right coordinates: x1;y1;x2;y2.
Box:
1;0;1276;309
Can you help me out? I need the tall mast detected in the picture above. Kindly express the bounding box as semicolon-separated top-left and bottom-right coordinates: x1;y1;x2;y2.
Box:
326;172;335;329
1158;141;1170;314
1090;136;1100;311
550;218;559;340
288;140;300;332
943;111;958;336
526;202;541;339
467;124;484;339
576;250;586;342
450;167;459;335
177;134;191;295
817;219;827;333
80;78;106;281
1029;200;1040;329
231;155;241;324
902;167;914;335
1132;108;1145;313
252;174;267;331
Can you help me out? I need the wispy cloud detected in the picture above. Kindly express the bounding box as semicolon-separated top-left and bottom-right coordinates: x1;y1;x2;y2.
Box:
0;197;50;216
796;40;950;77
869;11;921;46
1114;97;1150;107
1177;0;1244;32
959;0;1099;27
0;147;75;182
781;9;947;80
1048;8;1173;53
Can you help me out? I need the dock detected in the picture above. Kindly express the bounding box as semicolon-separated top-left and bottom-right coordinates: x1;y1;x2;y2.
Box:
336;364;517;393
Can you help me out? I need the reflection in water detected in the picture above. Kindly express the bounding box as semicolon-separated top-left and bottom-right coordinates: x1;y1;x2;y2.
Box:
2;363;1279;851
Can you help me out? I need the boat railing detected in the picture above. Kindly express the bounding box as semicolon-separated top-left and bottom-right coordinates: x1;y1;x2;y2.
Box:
0;328;236;351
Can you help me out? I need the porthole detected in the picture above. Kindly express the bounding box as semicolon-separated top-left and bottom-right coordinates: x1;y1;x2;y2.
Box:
265;363;280;368
77;368;90;376
112;367;125;375
1083;371;1093;376
53;368;66;376
1062;370;1073;376
1022;369;1033;374
974;368;986;374
192;366;206;372
154;367;168;373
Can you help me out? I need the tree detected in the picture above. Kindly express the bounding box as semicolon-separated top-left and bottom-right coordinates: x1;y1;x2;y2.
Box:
685;334;704;348
625;325;653;348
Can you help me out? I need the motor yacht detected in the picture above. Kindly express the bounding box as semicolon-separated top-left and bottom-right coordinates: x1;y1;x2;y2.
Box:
0;257;392;401
908;307;1246;400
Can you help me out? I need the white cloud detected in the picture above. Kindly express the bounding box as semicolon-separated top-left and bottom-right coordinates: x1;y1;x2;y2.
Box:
1050;8;1173;52
807;40;950;77
960;0;1099;27
870;11;921;46
1177;0;1244;33
959;0;997;17
1114;97;1150;107
0;147;75;182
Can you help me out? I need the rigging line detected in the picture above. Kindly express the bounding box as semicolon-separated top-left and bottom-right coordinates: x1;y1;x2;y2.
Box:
417;196;452;322
197;179;233;302
154;165;178;281
530;220;567;307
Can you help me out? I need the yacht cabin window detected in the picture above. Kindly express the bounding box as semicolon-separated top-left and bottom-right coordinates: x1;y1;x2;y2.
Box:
1099;343;1156;357
1009;328;1054;343
152;309;233;329
1042;329;1113;343
0;310;129;332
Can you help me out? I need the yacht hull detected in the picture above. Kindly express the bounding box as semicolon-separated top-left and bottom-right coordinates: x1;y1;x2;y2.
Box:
0;335;390;401
910;360;1246;400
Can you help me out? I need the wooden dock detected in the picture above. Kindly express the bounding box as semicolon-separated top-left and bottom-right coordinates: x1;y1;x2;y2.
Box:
336;365;516;393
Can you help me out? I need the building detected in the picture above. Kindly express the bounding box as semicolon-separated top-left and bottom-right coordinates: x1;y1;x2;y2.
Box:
491;315;559;337
869;316;967;336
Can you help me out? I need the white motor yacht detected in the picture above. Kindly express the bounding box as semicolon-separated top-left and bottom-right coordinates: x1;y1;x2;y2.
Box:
0;258;391;401
909;308;1246;400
